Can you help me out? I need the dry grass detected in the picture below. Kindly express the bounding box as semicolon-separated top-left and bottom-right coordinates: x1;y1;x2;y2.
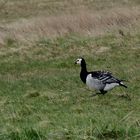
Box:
0;5;140;47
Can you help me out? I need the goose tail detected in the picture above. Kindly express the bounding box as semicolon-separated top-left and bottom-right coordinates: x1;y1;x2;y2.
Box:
119;81;127;88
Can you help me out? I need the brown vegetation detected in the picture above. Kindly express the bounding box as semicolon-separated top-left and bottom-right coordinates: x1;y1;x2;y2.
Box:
0;6;140;46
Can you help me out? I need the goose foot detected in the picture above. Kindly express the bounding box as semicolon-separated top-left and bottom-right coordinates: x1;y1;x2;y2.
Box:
89;90;107;97
89;92;102;97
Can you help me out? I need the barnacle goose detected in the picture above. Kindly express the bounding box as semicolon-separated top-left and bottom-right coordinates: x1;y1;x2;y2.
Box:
75;57;127;95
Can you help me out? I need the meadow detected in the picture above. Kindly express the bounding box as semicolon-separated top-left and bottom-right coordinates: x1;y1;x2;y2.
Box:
0;0;140;139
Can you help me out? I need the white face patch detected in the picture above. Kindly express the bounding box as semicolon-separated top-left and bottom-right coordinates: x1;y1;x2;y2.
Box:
75;58;82;65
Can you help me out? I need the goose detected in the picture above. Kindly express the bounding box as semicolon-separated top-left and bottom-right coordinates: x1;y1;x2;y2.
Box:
75;57;127;95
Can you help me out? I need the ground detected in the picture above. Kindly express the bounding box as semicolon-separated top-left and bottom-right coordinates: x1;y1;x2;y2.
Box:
0;0;140;139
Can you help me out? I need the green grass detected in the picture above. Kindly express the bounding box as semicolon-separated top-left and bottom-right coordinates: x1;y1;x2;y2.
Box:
0;0;140;139
0;33;140;139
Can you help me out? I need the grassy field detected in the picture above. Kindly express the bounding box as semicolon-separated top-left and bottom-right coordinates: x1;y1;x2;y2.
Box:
0;0;140;140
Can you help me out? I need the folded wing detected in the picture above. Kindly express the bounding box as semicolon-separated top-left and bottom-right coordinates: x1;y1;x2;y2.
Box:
91;71;120;84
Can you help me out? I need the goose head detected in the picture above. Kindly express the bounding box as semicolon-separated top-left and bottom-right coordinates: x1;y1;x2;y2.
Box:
75;57;86;67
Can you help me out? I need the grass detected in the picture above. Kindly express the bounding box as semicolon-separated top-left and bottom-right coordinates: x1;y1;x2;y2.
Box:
0;0;140;139
0;33;140;140
0;0;140;22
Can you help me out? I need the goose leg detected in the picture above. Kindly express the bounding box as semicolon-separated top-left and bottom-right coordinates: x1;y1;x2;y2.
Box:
90;92;103;97
100;90;107;95
90;90;107;97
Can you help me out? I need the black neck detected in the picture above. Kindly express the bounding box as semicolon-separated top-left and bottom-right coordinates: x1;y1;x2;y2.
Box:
80;62;88;83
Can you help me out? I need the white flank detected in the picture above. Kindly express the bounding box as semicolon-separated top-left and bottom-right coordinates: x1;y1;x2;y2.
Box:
104;83;119;91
